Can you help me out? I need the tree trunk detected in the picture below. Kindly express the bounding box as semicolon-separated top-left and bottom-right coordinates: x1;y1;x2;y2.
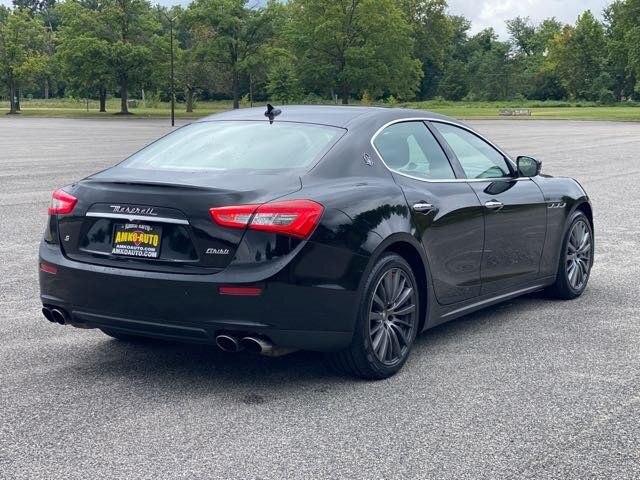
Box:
8;80;18;114
119;78;129;114
232;71;240;109
341;85;349;105
99;85;107;112
186;88;194;113
16;87;21;111
44;80;49;100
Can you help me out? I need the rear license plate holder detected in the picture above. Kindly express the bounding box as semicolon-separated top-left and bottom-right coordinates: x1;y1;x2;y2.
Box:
112;223;162;258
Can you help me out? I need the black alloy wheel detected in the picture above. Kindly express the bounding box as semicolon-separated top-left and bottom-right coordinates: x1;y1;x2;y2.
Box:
329;253;419;380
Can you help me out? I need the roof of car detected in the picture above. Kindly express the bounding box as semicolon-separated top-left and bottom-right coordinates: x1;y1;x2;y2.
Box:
198;105;461;129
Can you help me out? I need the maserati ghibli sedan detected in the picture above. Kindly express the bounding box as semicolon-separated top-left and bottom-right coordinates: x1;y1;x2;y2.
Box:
39;106;594;379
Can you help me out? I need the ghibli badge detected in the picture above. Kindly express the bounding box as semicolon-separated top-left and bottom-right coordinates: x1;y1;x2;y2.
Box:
205;248;230;255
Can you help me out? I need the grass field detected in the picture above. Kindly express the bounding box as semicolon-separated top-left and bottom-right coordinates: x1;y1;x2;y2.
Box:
1;98;639;121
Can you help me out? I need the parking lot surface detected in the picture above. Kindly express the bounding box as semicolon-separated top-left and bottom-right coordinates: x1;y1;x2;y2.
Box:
1;117;639;479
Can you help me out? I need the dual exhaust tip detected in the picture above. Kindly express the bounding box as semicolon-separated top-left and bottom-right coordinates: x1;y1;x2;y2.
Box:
216;334;291;357
216;334;270;354
42;306;68;325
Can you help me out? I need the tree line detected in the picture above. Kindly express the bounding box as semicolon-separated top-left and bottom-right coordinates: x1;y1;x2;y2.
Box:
1;0;639;114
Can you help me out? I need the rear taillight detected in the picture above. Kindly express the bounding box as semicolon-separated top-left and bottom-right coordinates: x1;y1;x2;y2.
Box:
210;200;324;239
48;189;77;215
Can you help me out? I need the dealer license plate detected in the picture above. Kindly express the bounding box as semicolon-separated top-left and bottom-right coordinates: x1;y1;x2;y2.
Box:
112;223;162;258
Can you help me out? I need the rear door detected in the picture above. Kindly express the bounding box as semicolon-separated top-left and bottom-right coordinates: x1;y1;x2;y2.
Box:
373;121;484;305
431;122;547;294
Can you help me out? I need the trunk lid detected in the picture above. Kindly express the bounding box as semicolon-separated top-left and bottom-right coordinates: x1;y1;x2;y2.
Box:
57;169;302;273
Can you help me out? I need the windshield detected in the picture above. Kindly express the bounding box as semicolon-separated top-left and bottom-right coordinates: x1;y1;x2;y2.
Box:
122;121;344;172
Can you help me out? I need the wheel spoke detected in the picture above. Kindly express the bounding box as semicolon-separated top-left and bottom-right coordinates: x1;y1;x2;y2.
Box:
383;272;394;304
370;311;383;322
393;287;413;310
372;327;385;351
370;322;383;336
389;322;409;346
387;326;401;359
392;277;406;304
392;317;413;328
377;329;389;361
373;293;385;309
393;303;416;316
575;262;584;287
578;231;590;251
568;262;577;284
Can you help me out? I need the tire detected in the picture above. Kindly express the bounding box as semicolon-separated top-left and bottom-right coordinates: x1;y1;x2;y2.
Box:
546;210;594;300
100;329;146;342
328;253;420;380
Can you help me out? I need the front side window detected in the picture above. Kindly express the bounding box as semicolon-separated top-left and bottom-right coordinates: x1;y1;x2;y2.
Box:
433;123;511;179
373;122;456;180
121;121;344;172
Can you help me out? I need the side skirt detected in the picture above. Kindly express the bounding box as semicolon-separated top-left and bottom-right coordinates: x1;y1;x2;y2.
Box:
423;275;556;330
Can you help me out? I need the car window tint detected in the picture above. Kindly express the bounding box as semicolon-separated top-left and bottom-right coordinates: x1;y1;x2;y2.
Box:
122;121;344;172
433;123;511;179
373;122;455;180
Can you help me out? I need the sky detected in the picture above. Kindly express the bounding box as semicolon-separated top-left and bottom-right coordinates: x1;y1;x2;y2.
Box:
447;0;611;37
1;0;612;39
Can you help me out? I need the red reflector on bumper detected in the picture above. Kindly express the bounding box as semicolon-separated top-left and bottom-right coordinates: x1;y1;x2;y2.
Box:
40;263;57;274
219;286;262;296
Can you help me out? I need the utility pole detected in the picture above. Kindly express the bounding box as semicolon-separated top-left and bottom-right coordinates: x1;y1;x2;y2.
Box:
169;16;176;127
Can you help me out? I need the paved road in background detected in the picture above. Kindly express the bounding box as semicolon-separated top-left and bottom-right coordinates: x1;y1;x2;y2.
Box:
1;117;639;479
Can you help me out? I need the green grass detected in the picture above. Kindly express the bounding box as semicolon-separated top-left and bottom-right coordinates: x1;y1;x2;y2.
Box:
403;100;640;121
1;98;639;121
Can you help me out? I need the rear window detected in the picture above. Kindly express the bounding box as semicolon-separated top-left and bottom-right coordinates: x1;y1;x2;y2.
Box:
122;121;344;172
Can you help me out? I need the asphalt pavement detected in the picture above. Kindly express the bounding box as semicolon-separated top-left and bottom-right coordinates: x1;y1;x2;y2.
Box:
0;116;639;479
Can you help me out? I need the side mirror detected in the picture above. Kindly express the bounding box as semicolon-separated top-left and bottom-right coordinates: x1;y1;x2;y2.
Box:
517;156;542;177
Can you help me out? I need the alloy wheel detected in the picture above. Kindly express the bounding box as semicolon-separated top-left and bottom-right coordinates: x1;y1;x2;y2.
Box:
369;268;417;365
566;219;592;291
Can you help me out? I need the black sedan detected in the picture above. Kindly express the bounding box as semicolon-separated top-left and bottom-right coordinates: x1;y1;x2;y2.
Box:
39;106;594;379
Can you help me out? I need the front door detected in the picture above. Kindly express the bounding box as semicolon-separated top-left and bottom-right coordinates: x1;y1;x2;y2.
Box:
373;121;485;305
430;122;547;294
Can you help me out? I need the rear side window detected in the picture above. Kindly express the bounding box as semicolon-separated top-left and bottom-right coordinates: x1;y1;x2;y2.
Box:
373;121;456;180
122;121;344;172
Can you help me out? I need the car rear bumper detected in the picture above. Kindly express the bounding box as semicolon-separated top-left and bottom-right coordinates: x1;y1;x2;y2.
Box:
39;241;364;351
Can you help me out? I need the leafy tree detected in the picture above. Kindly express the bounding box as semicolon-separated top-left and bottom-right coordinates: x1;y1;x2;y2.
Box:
459;28;514;101
288;0;422;103
267;54;302;103
506;16;537;55
56;0;161;114
438;59;467;100
56;1;111;110
174;23;219;112
0;9;48;113
103;0;161;114
187;0;275;109
546;11;608;100
605;0;640;98
398;0;452;98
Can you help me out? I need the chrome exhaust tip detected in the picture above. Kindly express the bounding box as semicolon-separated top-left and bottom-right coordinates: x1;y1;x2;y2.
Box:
215;334;241;352
240;336;271;354
240;336;295;357
41;307;55;323
51;308;67;325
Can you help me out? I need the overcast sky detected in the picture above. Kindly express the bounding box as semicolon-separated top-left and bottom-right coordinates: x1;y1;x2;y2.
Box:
1;0;612;38
448;0;610;37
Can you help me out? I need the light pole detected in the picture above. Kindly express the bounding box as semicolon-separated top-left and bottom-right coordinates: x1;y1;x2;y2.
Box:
168;15;177;127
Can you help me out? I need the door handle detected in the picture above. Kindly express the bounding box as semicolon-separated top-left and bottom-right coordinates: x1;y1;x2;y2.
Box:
413;203;436;214
485;200;504;211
